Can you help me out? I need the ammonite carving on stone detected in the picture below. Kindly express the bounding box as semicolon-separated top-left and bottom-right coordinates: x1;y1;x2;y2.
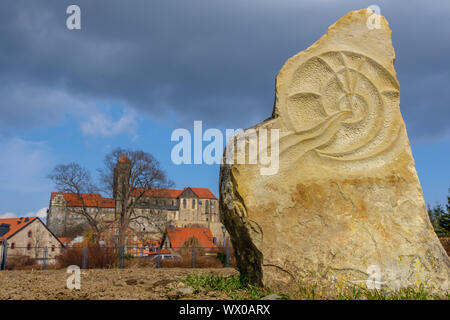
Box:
219;9;450;295
278;51;402;162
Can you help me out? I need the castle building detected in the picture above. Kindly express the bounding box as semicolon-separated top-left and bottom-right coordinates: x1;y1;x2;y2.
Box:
46;155;225;244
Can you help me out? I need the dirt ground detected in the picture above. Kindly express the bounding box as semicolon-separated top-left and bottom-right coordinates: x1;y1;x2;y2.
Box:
0;267;238;300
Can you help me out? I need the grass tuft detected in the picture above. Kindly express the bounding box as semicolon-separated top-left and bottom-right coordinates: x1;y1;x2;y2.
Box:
184;274;289;300
183;274;447;300
338;284;444;300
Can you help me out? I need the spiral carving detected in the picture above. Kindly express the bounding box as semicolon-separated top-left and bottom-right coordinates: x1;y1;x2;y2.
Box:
281;51;401;162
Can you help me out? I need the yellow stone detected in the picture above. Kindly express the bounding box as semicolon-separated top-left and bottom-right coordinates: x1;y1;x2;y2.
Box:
219;9;450;294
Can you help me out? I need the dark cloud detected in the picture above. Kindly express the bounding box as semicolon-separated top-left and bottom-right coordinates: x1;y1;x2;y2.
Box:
1;0;449;141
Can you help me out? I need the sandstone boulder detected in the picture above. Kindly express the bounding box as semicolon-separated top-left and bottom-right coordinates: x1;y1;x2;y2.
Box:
219;9;450;294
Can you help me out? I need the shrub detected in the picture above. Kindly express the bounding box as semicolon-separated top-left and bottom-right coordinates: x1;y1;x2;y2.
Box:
439;237;450;256
216;252;226;265
125;257;156;268
56;245;118;269
216;248;237;267
123;253;135;260
5;255;39;270
160;249;192;268
195;255;223;268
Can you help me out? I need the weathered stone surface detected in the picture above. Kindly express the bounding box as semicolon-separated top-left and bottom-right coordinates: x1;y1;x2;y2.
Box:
260;294;283;300
219;9;450;294
176;286;194;296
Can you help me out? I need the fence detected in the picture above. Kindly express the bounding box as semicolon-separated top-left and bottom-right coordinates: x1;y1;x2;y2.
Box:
0;239;234;270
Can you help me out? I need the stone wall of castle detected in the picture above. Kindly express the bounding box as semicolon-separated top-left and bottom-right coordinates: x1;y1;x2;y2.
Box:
47;194;116;237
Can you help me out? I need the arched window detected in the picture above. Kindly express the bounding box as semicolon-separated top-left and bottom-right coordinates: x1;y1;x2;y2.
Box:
192;199;195;209
28;230;32;238
11;242;15;249
183;199;186;208
27;243;31;250
51;245;55;252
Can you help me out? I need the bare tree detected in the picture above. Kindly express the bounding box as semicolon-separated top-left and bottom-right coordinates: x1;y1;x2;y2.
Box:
48;163;102;241
32;227;45;260
98;148;174;247
132;210;174;240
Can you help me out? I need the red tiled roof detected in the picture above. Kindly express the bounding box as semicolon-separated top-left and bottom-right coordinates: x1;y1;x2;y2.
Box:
131;188;184;199
51;192;115;208
147;248;171;255
131;187;217;200
0;217;37;241
144;239;162;247
58;237;74;244
166;226;217;248
188;187;217;199
51;187;216;206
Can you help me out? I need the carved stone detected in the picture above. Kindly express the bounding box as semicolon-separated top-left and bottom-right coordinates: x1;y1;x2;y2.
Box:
219;9;449;294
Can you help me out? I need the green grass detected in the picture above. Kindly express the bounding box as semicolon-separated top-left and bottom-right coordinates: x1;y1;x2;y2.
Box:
338;284;444;300
299;282;317;300
183;274;447;300
338;285;364;300
183;274;289;300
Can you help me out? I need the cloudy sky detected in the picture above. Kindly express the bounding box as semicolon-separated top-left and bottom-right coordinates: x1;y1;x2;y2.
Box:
0;0;449;218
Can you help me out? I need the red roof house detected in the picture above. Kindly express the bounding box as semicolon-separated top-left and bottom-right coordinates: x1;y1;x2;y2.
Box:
0;217;38;241
0;217;64;262
164;226;217;249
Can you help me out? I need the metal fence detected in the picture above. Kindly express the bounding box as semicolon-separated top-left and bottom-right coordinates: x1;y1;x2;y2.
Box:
0;239;234;270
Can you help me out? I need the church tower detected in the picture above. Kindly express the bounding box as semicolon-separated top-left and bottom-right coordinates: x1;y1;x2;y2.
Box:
113;154;131;215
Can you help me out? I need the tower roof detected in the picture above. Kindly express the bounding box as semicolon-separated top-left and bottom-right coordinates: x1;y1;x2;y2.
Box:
118;154;130;163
